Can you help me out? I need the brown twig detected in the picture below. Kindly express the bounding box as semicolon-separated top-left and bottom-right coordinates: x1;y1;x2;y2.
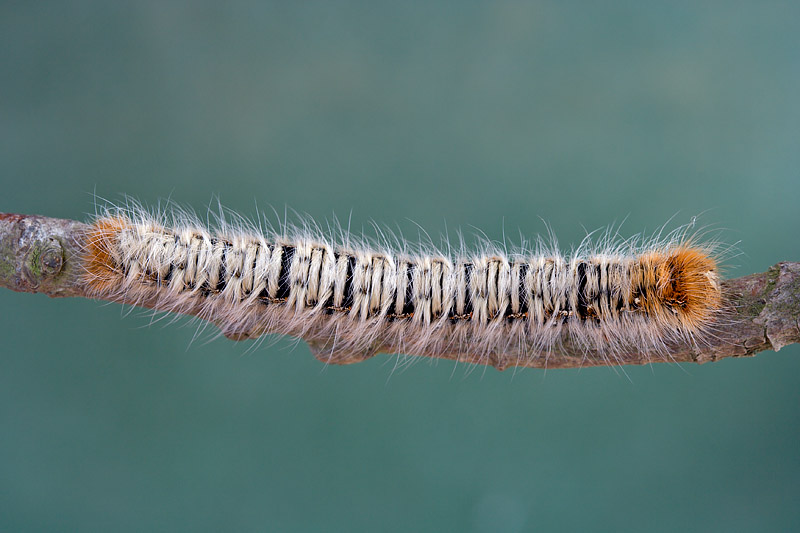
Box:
1;212;798;369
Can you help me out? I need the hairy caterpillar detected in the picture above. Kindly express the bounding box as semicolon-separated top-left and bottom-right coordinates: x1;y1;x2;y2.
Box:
82;204;723;370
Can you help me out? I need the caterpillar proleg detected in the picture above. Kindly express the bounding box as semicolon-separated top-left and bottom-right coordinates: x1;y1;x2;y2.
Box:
81;204;724;370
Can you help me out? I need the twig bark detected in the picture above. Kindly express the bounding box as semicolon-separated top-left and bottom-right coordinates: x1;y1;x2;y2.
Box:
1;212;798;369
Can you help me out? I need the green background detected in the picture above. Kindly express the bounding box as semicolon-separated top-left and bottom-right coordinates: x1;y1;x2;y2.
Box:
1;2;799;531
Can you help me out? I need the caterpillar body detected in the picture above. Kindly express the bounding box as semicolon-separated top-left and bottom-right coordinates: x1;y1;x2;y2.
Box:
84;208;723;370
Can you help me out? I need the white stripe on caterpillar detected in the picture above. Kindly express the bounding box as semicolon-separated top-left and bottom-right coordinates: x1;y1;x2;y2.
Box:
83;207;723;370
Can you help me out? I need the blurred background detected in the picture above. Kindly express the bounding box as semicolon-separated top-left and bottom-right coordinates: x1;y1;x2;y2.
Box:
1;1;799;531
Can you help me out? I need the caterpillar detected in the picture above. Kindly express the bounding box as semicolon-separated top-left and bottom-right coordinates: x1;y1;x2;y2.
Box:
79;203;724;370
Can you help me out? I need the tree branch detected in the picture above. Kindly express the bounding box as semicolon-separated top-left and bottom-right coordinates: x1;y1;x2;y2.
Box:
2;212;798;369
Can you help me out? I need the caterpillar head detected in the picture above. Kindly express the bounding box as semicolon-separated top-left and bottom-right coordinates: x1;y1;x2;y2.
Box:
657;246;721;329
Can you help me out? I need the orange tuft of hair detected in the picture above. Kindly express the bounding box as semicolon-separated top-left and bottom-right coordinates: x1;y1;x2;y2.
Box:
632;246;721;330
83;217;129;295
